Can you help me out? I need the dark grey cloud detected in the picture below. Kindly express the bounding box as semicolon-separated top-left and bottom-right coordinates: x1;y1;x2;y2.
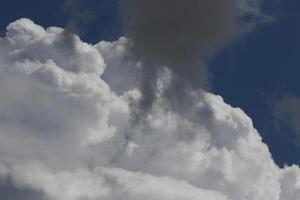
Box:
0;180;44;200
124;0;237;86
122;0;269;114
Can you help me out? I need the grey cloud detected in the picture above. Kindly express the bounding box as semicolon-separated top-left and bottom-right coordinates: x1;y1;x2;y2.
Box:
124;0;237;85
123;0;270;113
63;0;93;33
274;95;300;138
0;180;44;200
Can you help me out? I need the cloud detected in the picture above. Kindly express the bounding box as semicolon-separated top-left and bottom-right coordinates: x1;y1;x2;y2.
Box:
274;95;300;138
0;18;299;200
122;0;272;112
63;0;94;33
124;0;270;77
237;0;274;31
0;180;42;200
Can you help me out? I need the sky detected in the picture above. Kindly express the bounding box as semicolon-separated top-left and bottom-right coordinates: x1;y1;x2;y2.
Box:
211;0;300;166
0;0;300;199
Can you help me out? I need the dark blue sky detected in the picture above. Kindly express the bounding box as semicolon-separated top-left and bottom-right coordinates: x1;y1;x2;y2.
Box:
0;0;299;167
0;0;122;42
211;0;300;166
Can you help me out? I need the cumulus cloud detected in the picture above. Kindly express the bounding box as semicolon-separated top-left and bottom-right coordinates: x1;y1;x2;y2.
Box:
0;18;299;200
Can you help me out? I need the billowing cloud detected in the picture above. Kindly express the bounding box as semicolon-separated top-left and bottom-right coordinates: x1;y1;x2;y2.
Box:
0;18;299;200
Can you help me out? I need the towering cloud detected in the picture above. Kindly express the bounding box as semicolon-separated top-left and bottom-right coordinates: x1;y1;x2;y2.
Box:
0;18;299;200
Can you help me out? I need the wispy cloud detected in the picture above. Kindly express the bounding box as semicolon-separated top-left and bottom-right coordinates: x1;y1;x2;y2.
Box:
274;95;300;138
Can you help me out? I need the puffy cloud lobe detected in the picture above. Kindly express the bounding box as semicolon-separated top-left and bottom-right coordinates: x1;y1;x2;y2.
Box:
4;18;105;75
279;165;300;200
0;18;299;200
0;18;129;169
95;37;142;94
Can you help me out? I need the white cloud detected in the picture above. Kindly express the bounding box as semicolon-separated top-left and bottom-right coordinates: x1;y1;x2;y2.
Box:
237;0;274;31
0;18;298;200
